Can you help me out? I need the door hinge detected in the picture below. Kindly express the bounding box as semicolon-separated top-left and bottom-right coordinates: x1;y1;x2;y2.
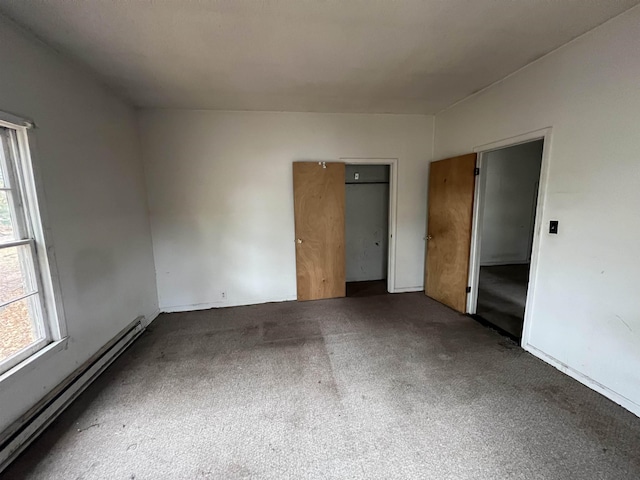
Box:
466;286;471;293
474;167;480;176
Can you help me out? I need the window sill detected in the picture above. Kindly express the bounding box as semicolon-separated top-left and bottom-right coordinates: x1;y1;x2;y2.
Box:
0;337;69;388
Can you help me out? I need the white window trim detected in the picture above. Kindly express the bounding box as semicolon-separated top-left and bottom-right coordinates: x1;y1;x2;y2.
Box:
0;111;67;378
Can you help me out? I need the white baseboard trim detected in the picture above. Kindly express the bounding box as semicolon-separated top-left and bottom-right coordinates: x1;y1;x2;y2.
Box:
524;342;640;418
393;286;423;293
161;295;298;313
0;316;147;474
161;286;426;313
161;286;429;313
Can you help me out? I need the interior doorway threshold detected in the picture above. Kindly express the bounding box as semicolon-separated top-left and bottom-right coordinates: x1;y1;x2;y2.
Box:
346;280;388;298
469;313;521;343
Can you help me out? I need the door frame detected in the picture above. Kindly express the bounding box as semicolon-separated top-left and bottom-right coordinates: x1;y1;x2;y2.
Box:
340;157;398;294
466;127;553;346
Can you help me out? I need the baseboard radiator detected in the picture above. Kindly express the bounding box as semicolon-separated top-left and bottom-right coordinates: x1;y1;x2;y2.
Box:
0;317;146;473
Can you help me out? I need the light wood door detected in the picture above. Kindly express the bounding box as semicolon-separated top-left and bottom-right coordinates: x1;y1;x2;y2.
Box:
425;153;477;312
293;161;346;301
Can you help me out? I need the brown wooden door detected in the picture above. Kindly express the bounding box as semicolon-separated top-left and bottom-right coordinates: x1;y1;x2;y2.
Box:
293;161;346;301
425;153;477;312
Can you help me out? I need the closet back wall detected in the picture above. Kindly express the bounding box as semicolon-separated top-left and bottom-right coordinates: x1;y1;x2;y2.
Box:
139;110;433;310
345;164;390;282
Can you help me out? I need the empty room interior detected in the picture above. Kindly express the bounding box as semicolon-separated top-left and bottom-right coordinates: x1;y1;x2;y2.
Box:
0;1;639;479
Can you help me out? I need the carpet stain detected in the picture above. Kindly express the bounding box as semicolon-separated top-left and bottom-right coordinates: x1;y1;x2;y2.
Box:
262;320;322;342
533;384;578;414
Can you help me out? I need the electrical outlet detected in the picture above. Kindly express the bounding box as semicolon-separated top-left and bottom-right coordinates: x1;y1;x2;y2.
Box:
354;173;359;180
220;291;227;300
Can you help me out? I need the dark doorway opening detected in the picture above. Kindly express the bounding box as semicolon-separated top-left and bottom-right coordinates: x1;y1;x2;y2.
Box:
473;140;543;339
346;280;388;298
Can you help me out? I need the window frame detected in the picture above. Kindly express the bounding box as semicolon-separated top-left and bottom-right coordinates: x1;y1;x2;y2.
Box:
0;112;66;377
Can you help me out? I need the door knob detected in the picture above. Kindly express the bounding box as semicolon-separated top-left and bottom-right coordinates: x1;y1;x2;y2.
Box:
297;239;303;244
426;235;433;241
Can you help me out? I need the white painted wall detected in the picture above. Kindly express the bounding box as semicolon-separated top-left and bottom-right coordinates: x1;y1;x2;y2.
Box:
139;110;433;310
0;16;158;433
480;141;542;265
434;6;640;415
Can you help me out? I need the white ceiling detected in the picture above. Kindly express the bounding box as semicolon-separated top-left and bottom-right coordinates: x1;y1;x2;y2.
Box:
1;1;638;114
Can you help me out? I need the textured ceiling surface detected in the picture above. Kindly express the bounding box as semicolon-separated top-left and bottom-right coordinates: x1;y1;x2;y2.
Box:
0;0;638;114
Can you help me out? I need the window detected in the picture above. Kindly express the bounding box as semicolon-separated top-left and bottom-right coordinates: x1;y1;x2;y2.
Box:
0;117;62;376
